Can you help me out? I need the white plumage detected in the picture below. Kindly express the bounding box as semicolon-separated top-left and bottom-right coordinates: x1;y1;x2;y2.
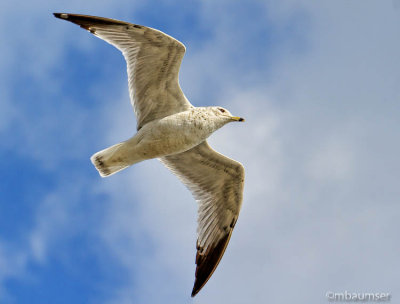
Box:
54;13;245;297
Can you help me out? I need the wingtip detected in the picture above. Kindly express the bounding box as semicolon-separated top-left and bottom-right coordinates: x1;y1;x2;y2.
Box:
190;269;208;297
190;232;234;297
191;285;200;297
53;13;68;19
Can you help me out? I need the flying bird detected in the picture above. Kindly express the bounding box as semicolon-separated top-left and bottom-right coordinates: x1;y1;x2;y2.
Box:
54;13;245;297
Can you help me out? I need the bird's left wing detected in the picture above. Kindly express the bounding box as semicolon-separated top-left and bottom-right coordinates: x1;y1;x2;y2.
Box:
160;141;245;297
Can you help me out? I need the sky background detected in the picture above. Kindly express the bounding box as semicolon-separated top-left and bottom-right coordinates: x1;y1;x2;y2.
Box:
1;0;399;303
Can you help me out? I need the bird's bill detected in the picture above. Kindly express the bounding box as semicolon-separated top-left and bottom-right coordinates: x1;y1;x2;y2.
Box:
231;116;245;122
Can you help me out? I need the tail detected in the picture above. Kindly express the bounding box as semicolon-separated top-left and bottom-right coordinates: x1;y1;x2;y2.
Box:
90;142;132;177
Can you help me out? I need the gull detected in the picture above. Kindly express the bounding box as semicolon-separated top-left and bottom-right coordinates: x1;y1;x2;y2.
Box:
54;13;245;297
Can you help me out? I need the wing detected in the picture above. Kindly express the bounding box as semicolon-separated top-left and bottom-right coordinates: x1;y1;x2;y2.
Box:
160;141;245;297
54;13;192;130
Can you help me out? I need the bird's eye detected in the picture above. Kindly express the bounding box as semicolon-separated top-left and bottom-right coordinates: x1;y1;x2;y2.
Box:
218;108;225;113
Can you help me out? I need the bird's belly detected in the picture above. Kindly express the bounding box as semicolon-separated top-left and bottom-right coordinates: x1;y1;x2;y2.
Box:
135;120;209;159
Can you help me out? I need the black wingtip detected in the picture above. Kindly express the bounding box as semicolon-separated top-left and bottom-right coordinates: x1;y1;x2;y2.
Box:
53;13;68;19
191;285;200;297
190;232;233;297
52;13;130;28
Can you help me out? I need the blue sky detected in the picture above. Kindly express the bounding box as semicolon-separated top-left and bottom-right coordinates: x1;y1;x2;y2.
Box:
1;0;399;303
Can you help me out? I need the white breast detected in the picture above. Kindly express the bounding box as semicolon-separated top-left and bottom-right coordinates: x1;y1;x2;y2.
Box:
134;110;218;158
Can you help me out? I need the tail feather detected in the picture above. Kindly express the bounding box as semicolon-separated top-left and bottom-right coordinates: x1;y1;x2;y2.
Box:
90;142;131;177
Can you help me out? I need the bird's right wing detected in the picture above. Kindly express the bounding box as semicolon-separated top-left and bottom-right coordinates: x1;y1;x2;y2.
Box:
54;13;192;130
160;141;245;297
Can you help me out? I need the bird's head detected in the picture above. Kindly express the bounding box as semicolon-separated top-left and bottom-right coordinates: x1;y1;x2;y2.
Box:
210;106;245;124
